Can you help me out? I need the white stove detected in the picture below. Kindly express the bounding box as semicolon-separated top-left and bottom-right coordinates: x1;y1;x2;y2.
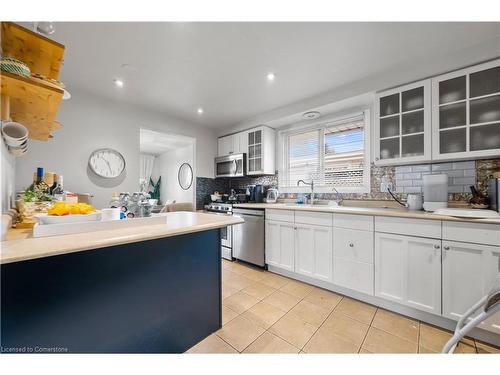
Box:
206;202;234;214
204;202;235;260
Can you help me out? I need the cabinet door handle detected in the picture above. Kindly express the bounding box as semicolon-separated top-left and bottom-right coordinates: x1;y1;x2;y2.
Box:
349;242;354;248
375;157;379;161
443;245;450;251
433;244;440;249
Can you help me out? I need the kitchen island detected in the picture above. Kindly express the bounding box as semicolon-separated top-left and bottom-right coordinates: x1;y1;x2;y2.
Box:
1;212;243;353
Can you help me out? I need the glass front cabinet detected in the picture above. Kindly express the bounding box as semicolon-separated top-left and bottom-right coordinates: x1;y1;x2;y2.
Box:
246;126;276;175
432;59;500;160
374;79;432;165
374;59;500;165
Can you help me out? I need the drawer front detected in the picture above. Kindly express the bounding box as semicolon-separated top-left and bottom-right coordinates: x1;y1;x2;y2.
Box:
333;227;374;263
265;209;294;223
333;213;374;231
295;211;333;226
333;257;374;295
375;216;441;238
442;221;500;246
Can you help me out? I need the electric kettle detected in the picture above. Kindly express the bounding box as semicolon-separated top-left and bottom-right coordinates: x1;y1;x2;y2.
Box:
266;188;279;204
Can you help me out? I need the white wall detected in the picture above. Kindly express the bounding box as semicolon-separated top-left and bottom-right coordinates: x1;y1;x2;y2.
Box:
158;144;195;205
15;89;216;208
1;141;16;212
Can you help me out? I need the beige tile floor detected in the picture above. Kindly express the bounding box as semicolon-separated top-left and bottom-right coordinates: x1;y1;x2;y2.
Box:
187;260;500;354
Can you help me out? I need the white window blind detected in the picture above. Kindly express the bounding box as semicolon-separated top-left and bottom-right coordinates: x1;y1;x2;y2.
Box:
288;129;320;186
280;112;369;192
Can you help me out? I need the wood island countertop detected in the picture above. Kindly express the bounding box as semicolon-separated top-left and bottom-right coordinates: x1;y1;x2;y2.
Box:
1;211;243;265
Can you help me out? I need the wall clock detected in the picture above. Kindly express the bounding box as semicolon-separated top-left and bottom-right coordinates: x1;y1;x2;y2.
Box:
88;148;126;178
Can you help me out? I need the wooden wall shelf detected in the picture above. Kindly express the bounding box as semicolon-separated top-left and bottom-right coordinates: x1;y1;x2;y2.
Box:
1;22;65;80
1;71;63;140
0;22;66;140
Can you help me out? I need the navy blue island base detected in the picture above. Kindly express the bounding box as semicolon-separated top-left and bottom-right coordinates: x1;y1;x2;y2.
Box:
1;229;221;353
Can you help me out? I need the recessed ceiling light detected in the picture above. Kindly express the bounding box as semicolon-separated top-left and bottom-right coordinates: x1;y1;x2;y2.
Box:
302;111;321;120
197;108;204;115
113;79;124;88
266;72;276;82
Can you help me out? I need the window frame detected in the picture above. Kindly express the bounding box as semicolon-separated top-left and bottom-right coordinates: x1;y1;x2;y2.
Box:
278;109;371;194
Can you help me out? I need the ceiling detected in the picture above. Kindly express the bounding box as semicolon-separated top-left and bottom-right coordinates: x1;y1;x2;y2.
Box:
49;22;500;130
140;128;194;155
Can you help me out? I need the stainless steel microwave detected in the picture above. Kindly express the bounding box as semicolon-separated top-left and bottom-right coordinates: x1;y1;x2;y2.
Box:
215;153;246;178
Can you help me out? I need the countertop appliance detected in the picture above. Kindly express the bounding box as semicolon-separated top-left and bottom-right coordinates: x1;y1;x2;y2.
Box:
232;207;265;267
488;178;500;212
246;184;264;203
266;188;278;203
215;153;246;178
406;193;423;211
423;174;448;212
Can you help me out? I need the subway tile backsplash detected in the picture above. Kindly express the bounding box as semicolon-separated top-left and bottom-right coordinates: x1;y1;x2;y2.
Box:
395;161;477;194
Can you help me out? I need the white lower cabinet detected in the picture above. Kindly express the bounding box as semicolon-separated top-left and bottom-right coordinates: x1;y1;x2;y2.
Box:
295;224;333;282
265;211;500;342
333;227;374;295
265;220;294;271
442;240;500;334
375;233;442;315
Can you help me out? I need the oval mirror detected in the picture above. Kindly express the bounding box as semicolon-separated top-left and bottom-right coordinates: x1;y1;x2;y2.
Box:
178;163;193;190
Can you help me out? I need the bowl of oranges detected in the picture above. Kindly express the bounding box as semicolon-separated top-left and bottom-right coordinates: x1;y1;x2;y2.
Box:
35;202;101;224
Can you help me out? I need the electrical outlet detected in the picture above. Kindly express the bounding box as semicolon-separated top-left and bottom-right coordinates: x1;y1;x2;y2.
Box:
380;175;393;193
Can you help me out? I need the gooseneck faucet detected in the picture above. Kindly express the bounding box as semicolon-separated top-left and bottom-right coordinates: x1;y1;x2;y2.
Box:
331;186;344;206
297;179;314;205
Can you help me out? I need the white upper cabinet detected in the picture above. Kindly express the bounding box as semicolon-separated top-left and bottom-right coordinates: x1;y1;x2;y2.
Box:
217;132;248;157
432;59;500;161
217;135;234;156
246;126;275;175
217;126;275;174
374;79;432;165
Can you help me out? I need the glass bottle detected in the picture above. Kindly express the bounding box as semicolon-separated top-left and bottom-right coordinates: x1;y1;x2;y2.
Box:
52;175;66;201
34;167;49;194
48;173;59;195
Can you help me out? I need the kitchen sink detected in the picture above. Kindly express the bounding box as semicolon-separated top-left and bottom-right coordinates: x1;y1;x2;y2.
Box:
284;201;340;208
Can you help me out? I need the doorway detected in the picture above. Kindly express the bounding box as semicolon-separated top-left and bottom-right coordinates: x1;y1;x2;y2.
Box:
139;128;196;208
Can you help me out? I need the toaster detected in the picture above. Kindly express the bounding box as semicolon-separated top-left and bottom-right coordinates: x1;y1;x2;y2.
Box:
488;178;500;213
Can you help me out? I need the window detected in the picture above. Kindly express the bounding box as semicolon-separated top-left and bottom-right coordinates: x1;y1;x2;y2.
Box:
279;110;370;193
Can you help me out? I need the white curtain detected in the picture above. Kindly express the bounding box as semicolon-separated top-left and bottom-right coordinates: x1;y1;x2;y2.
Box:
139;154;156;191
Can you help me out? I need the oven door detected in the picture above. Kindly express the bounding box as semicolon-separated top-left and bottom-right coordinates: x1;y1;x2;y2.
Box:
215;154;246;178
220;225;232;248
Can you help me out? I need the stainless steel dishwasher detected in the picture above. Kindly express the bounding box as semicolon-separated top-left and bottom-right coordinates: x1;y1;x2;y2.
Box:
232;208;265;267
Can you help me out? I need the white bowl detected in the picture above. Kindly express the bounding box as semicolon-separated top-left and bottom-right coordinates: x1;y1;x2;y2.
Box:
35;211;101;224
2;122;28;145
8;146;27;156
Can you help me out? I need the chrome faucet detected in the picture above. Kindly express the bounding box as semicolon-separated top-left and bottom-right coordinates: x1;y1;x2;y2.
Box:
297;179;315;205
331;186;343;206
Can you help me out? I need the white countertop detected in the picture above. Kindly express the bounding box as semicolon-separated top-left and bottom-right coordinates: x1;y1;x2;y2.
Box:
1;212;243;265
232;202;500;224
